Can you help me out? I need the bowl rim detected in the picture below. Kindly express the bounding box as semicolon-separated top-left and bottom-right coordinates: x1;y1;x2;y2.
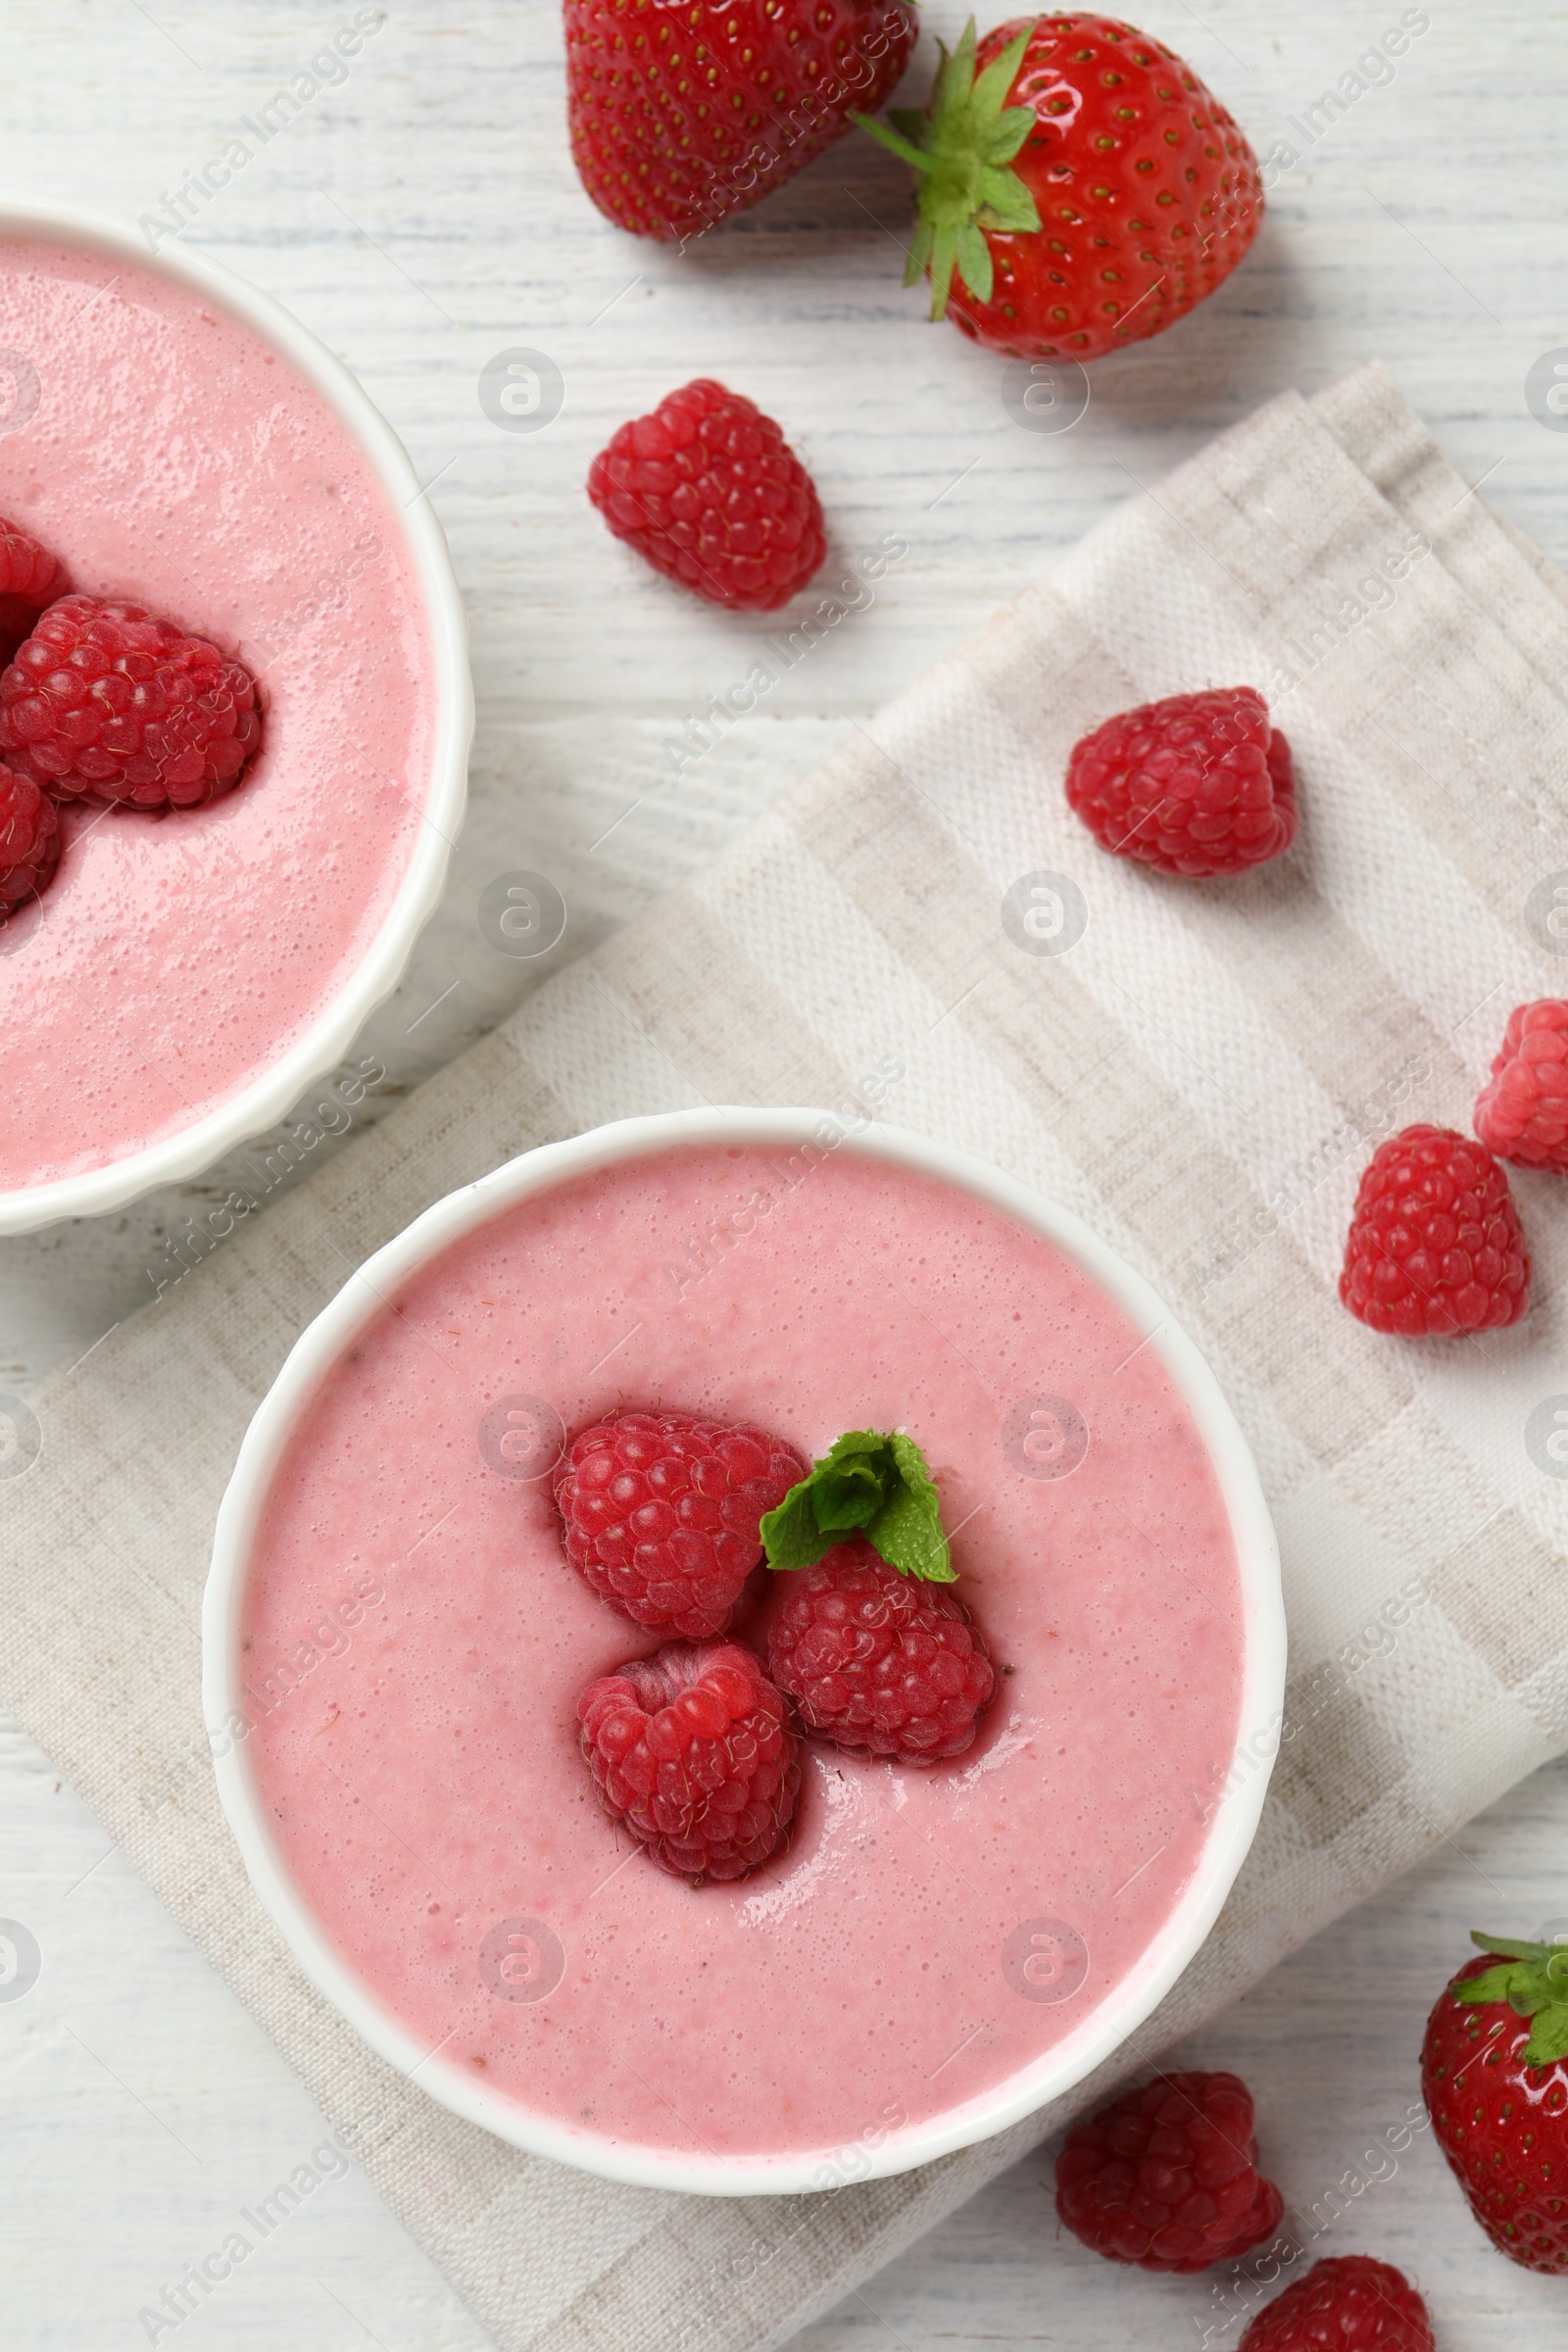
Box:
0;197;472;1234
203;1105;1286;2197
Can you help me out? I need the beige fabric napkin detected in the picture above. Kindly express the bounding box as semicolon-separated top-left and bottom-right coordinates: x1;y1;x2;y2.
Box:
7;364;1568;2352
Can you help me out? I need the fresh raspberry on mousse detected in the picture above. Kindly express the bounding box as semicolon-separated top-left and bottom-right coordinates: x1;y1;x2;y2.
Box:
0;514;69;665
554;1408;808;1640
1054;2070;1284;2273
0;592;262;811
766;1536;996;1764
760;1428;997;1764
577;1638;801;1884
0;761;61;915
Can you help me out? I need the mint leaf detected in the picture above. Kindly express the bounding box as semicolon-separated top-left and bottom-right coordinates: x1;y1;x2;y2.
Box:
810;1432;888;1532
760;1429;956;1583
874;1431;953;1581
758;1481;835;1571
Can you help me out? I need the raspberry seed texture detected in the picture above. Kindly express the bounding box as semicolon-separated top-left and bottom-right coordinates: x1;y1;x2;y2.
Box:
555;1409;808;1639
0;514;69;666
588;379;827;611
1055;2070;1284;2273
578;1638;801;1883
1474;999;1568;1170
0;760;61;915
765;1535;996;1763
0;594;262;810
1340;1124;1530;1337
1237;2255;1435;2350
1065;687;1297;878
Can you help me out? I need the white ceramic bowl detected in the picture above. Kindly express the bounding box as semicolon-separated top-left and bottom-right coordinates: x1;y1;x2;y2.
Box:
0;201;471;1234
205;1107;1285;2195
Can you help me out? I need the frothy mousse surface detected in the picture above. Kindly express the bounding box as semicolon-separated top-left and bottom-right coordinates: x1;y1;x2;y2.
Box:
240;1143;1246;2166
0;235;433;1190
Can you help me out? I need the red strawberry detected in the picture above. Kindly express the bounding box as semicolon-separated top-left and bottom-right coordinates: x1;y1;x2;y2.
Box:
1054;2070;1283;2272
577;1638;801;1883
1238;2257;1434;2352
1422;1934;1568;2273
858;13;1263;360
564;0;918;243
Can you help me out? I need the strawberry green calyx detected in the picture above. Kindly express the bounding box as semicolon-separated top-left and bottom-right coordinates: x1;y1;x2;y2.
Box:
853;18;1041;320
1453;1933;1568;2068
760;1429;955;1583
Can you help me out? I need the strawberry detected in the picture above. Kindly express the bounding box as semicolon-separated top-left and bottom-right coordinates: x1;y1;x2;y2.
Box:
1421;1933;1568;2273
564;0;919;244
857;13;1263;360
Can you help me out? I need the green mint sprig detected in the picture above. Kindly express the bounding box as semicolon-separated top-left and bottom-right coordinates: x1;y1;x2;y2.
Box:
1452;1933;1568;2068
760;1429;955;1583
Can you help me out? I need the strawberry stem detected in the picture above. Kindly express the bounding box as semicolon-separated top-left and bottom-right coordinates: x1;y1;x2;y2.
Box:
855;17;1042;319
1453;1932;1568;2069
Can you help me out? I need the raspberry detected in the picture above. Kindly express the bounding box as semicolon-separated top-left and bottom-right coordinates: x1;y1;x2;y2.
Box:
1065;688;1298;878
554;1409;808;1639
764;1537;996;1764
0;594;262;810
1474;1000;1568;1169
577;1639;801;1883
0;761;61;915
587;379;827;611
1054;2071;1284;2274
0;515;69;665
1238;2256;1434;2351
1340;1124;1531;1336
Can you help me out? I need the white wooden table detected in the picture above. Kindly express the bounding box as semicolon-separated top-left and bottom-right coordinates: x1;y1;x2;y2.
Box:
3;3;1566;2344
